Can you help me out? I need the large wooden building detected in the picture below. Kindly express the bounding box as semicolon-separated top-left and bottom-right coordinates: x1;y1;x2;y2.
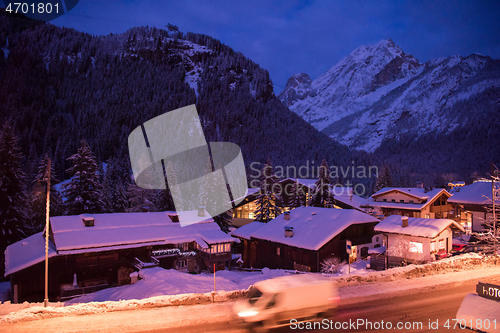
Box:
4;211;234;303
369;186;453;219
231;207;380;272
448;180;499;233
232;179;366;227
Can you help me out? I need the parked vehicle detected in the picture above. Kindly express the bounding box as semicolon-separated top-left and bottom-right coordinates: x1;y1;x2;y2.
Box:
233;274;339;330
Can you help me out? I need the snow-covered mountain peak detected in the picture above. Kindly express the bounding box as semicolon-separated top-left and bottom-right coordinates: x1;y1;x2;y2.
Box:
279;39;423;131
279;40;500;152
278;73;312;107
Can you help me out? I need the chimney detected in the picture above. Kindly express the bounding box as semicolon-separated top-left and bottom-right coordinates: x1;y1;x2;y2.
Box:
168;214;179;223
198;206;206;217
416;181;423;189
284;211;290;220
284;226;294;237
401;216;409;228
82;215;94;227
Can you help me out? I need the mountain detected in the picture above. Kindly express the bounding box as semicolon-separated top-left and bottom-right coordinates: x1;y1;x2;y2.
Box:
278;39;500;153
0;10;368;186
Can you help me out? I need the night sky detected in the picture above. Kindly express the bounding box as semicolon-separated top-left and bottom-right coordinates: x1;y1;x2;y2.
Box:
2;0;499;93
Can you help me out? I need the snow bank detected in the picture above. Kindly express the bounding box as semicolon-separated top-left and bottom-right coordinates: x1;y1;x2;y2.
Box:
65;267;288;304
0;289;249;324
456;293;500;333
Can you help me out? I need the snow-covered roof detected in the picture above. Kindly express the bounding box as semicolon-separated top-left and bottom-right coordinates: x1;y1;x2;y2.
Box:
231;222;265;240
368;246;386;254
374;215;464;238
245;207;379;251
4;232;57;276
279;178;316;189
232;188;259;203
50;211;232;252
334;193;367;209
369;188;449;210
5;211;233;276
448;181;500;205
372;187;446;201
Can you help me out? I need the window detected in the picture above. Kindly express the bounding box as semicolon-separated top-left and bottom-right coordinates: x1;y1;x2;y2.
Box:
383;199;387;202
438;239;445;250
391;199;396;203
409;241;423;253
218;244;224;253
434;200;441;206
176;260;186;269
409;200;414;204
400;200;404;203
224;243;231;252
276;247;280;256
430;241;436;253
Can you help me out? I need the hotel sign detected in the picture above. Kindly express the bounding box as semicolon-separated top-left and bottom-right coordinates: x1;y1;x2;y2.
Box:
476;282;500;301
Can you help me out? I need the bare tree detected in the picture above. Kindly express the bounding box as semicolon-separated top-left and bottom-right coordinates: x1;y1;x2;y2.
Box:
469;166;500;254
387;235;412;266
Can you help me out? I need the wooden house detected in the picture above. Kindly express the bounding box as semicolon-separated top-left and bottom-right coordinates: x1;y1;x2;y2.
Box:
231;207;380;272
373;215;464;268
4;211;233;303
448;180;499;233
369;185;453;219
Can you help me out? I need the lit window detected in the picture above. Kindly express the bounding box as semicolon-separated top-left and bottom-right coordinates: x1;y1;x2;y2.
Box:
430;241;436;253
409;241;423;253
224;243;230;252
277;247;280;256
438;239;445;250
218;244;224;253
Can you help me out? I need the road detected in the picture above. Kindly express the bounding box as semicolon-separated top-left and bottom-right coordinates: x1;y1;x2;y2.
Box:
2;274;499;333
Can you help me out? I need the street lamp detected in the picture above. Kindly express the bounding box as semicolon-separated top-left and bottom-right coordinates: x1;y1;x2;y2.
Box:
34;158;51;307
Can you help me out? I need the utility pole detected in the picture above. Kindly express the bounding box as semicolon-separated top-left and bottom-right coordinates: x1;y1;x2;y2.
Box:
492;163;497;255
35;158;51;307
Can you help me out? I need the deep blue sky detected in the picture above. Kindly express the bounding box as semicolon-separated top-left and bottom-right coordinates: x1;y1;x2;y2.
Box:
2;0;500;93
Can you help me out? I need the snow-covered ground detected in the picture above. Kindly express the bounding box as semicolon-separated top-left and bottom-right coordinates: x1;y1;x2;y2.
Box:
1;253;498;324
66;267;288;304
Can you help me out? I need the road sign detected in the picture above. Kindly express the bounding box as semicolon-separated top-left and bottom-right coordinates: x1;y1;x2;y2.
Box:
346;240;352;254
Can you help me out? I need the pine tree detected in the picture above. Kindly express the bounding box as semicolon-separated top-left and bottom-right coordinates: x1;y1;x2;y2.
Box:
126;181;158;212
102;159;128;213
308;159;333;208
0;123;29;273
374;165;394;192
62;140;105;215
288;179;305;209
30;154;62;232
254;158;282;222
